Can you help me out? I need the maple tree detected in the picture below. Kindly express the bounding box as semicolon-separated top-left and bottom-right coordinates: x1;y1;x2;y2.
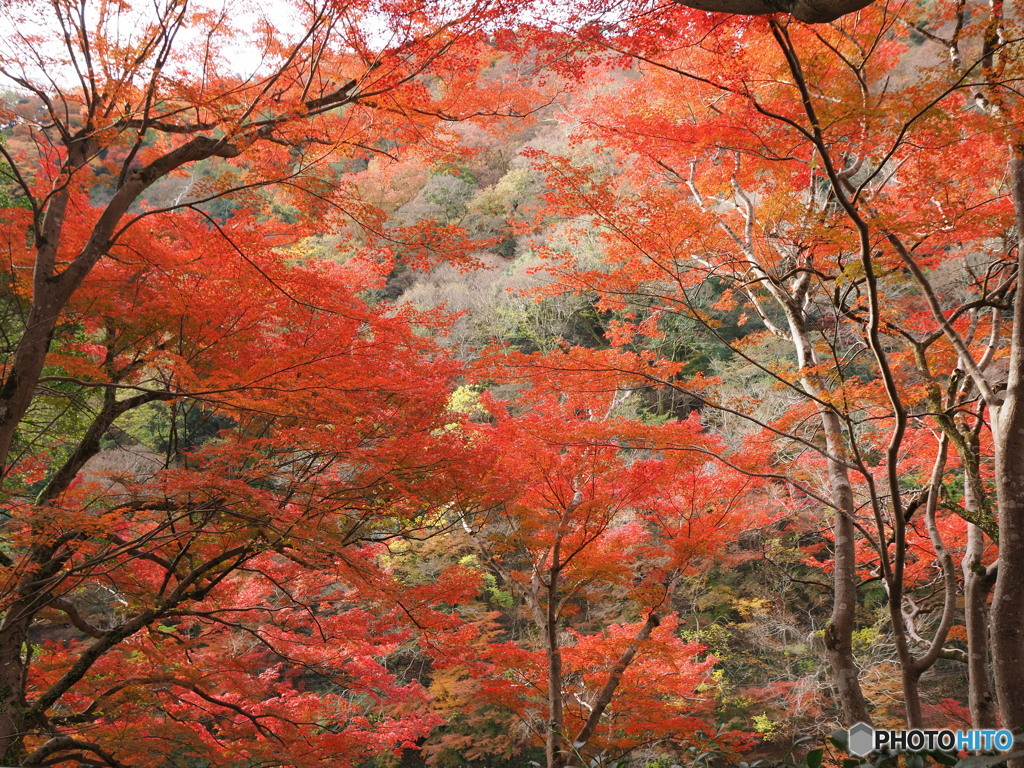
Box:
0;0;531;763
0;197;481;764
6;0;1024;763
513;0;1020;736
430;363;755;768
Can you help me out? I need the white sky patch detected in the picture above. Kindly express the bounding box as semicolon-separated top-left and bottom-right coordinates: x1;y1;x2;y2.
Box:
0;0;417;95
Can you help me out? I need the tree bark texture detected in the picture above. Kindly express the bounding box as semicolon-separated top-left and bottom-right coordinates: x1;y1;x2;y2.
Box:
782;302;873;725
990;147;1024;749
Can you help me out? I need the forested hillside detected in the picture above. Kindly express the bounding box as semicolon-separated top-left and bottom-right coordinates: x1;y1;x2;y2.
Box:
1;1;1022;767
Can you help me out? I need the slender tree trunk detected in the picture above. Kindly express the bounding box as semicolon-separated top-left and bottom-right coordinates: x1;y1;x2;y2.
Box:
964;521;997;729
691;132;872;724
886;438;958;729
545;585;566;768
957;424;998;729
990;428;1024;738
787;311;872;725
899;667;924;728
991;146;1024;746
564;613;661;768
820;429;873;726
543;517;567;768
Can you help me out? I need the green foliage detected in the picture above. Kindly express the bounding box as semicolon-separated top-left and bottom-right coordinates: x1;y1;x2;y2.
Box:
491;291;608;353
482;572;513;608
0;139;30;210
114;401;234;455
431;162;478;186
851;626;882;654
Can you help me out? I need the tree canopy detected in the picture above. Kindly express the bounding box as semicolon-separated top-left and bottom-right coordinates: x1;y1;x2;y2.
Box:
2;1;1024;767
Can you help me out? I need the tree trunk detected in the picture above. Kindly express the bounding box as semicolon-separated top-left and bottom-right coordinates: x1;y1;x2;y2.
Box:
544;522;567;768
990;428;1024;739
820;428;873;726
0;257;71;477
545;592;566;768
785;308;872;725
964;522;998;729
0;134;240;478
991;146;1024;747
564;613;661;768
958;428;998;729
0;624;29;765
0;542;67;763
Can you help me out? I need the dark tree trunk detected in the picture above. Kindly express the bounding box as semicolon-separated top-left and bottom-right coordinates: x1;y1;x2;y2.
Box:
674;0;874;23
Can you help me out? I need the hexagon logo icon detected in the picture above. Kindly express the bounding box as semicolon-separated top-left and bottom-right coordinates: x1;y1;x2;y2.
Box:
848;722;875;757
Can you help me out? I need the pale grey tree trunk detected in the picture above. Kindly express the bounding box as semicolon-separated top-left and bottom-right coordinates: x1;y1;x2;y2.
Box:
990;147;1024;750
963;521;997;729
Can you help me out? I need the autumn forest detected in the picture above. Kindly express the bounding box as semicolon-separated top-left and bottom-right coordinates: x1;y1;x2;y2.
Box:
1;0;1023;766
